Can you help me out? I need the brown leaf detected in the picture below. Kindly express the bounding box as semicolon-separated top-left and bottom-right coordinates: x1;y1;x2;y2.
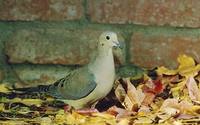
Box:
106;106;135;119
142;92;155;106
115;83;126;103
123;79;145;111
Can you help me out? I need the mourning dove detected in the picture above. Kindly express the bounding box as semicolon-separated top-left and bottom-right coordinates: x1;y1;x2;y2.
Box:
14;31;121;109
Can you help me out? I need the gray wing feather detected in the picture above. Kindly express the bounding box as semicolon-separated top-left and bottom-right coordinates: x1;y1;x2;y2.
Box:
48;67;97;100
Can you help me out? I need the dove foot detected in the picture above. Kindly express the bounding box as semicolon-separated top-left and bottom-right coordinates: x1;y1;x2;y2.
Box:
76;108;99;115
63;104;72;112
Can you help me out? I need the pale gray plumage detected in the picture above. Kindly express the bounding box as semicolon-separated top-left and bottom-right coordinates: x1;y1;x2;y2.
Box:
14;31;121;109
47;68;97;100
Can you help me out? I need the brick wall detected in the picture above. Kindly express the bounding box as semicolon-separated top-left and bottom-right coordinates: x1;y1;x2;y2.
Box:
1;0;200;85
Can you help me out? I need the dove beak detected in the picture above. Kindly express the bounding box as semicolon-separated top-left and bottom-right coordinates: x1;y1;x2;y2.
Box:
113;41;122;49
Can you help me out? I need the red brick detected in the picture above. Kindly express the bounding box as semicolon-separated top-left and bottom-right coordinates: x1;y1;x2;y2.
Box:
130;33;200;68
5;29;125;65
88;0;200;28
0;0;83;21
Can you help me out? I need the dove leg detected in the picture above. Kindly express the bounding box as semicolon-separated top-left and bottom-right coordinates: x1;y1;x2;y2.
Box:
75;101;99;115
63;104;72;112
76;108;99;115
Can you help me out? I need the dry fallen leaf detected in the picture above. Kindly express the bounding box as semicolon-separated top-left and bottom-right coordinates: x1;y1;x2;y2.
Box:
186;77;200;104
157;66;177;76
115;78;145;111
157;55;200;77
1;54;200;124
125;79;145;110
0;83;12;93
115;83;126;103
106;106;135;118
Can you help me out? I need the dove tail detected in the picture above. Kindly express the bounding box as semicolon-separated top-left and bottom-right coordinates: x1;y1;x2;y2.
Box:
13;85;51;93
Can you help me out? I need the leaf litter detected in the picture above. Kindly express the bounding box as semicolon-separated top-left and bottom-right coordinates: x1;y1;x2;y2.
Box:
0;54;200;124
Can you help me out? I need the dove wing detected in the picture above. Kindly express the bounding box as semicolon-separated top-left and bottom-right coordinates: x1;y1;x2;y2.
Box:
49;67;97;100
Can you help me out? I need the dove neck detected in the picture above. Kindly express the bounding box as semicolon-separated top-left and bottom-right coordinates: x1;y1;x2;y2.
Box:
89;47;114;69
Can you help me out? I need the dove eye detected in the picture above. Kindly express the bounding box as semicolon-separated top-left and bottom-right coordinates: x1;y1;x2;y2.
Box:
106;36;110;40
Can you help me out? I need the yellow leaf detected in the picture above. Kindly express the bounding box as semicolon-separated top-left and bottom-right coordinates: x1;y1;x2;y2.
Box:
189;105;200;114
0;83;11;93
37;117;52;125
92;112;115;120
55;110;86;124
157;55;200;77
55;110;69;124
117;118;129;125
156;66;177;75
151;98;164;112
21;99;43;107
91;113;116;125
179;64;200;77
177;55;200;77
0;120;27;125
171;80;186;98
178;54;195;70
55;110;116;125
0;103;5;112
134;116;154;124
4;98;44;107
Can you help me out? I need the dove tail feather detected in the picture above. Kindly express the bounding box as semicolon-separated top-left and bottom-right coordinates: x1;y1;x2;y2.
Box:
13;85;51;93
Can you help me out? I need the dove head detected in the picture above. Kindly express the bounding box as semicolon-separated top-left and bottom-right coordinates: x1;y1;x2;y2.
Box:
98;31;121;50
